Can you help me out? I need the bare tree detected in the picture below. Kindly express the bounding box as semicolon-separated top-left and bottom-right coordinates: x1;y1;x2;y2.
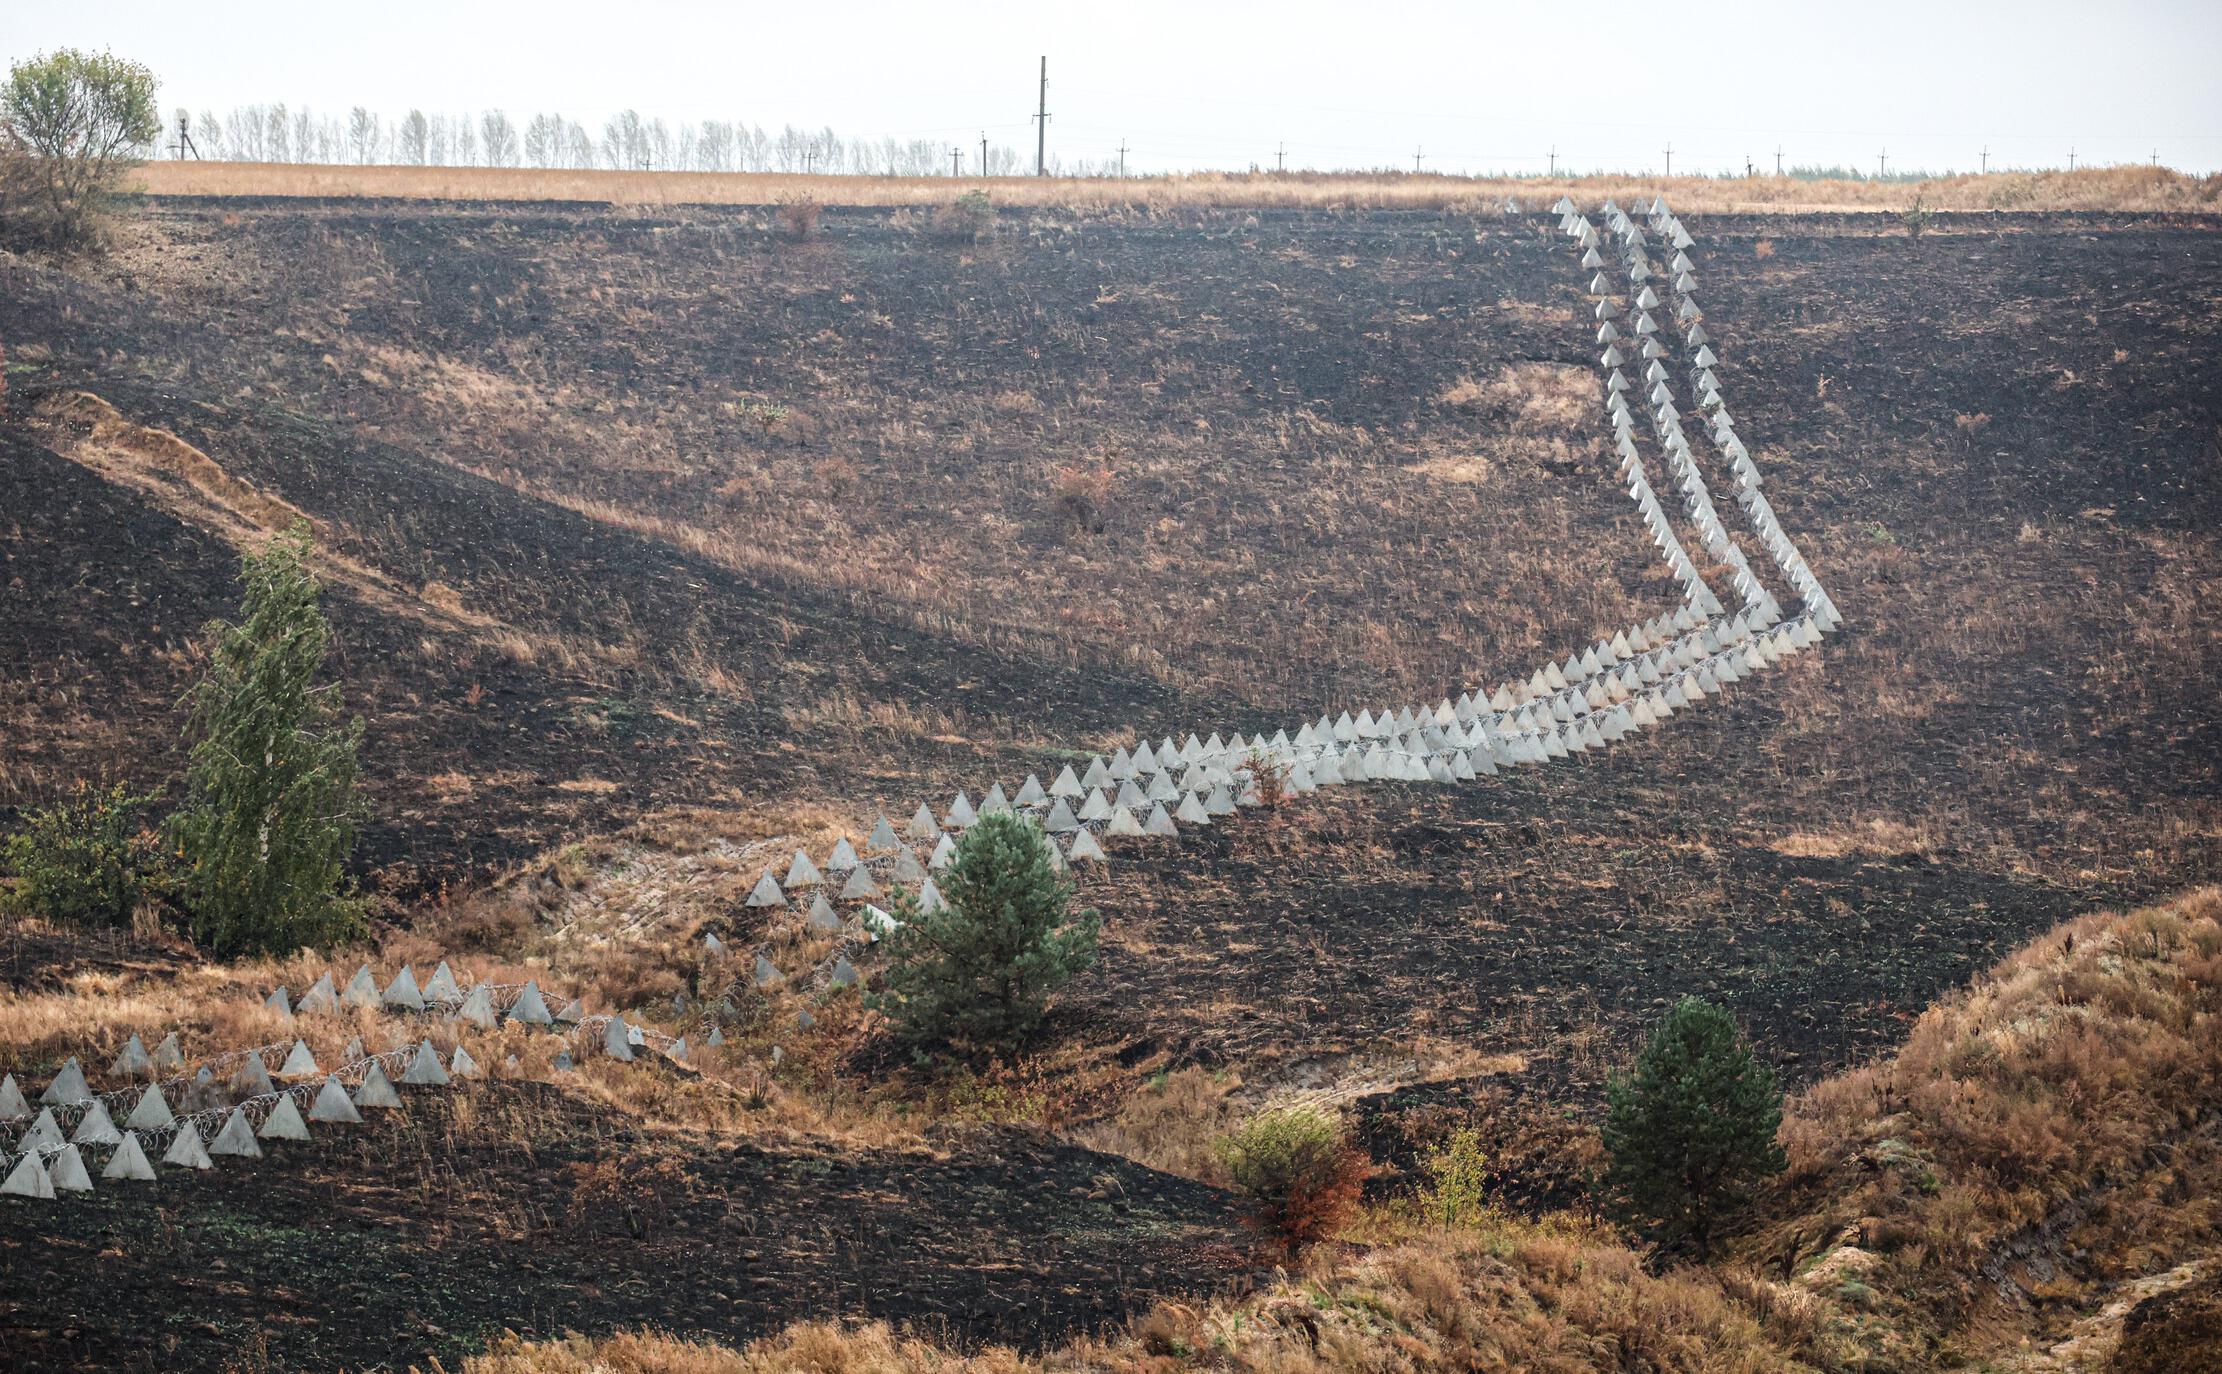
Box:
564;119;595;169
347;106;380;164
398;109;429;164
481;110;518;167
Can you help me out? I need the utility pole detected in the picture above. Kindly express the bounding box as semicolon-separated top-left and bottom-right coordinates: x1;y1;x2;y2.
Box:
1980;145;1989;174
2068;147;2077;171
170;111;200;161
1275;141;1286;172
1774;145;1783;176
1548;145;1556;176
981;133;989;178
1663;141;1672;177
804;149;818;174
1412;146;1424;174
1034;55;1050;177
951;146;963;177
1116;140;1129;177
1744;153;1754;178
1877;148;1888;178
2152;147;2160;168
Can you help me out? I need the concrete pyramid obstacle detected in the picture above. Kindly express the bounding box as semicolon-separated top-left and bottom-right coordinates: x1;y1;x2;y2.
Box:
424;961;462;1002
704;1026;726;1047
3;1150;55;1199
551;1052;574;1073
353;1062;403;1109
231;1055;275;1098
826;837;861;870
892;846;927;883
1014;774;1047;806
1107;806;1144;837
277;1038;320;1078
754;954;784;988
209;1107;263;1159
110;1033;152;1078
451;1045;481;1079
554;998;585;1025
402;1040;451;1087
20;1108;64;1152
164;1121;214;1170
507;981;553;1026
917;877;945;914
784;850;823;888
124;1085;174;1132
382;966;425;1012
808;893;842;932
1144;804;1180;838
1050;765;1083;798
747;872;787;908
867;815;901;852
456;984;497;1029
343;1036;366;1062
704;931;726;954
1077;790;1112;822
603;1017;636;1062
259;1094;311;1141
1175;792;1210;825
297;973;338;1015
71;1099;121;1147
829;956;859;989
929;833;959;868
342;965;380;1009
1067;829;1106;862
982;783;1011;814
50;1143;93;1193
945;792;977;828
152;1032;185;1073
907;804;940;842
0;1074;26;1120
1044;798;1080;832
840;864;880;900
104;1131;157;1181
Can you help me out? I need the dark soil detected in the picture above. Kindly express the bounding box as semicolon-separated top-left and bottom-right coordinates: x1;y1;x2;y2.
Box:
0;1081;1257;1372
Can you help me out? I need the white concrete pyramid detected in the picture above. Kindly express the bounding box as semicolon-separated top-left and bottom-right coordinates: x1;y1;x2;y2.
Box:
746;871;787;908
830;956;859;988
754;954;784;988
353;1062;402;1109
49;1143;92;1193
507;981;553;1026
929;833;958;868
2;1150;55;1198
1107;806;1144;837
259;1094;311;1141
341;964;380;1009
907;804;940;842
704;931;726;954
164;1121;214;1169
808;893;842;932
826;836;861;870
1014;774;1046;806
19;1107;64;1152
840;864;880;899
603;1017;636;1061
71;1099;121;1146
1175;792;1210;825
1144;804;1179;838
456;984;497;1029
867;815;901;851
1067;829;1106;862
231;1055;275;1097
209;1107;262;1159
110;1033;152;1078
297;973;338;1015
124;1085;174;1132
402;1040;450;1086
945;792;977;828
152;1032;184;1073
382;966;425;1012
892;846;927;883
0;1074;26;1120
1050;766;1084;798
451;1045;481;1079
424;961;462;1002
1043;798;1080;832
784;849;823;887
105;1131;157;1181
982;783;1011;814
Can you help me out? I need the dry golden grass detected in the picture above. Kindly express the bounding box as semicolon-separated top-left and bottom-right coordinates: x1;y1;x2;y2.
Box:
132;162;2222;214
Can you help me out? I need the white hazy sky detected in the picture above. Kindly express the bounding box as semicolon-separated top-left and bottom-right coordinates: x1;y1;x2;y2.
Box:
9;0;2222;175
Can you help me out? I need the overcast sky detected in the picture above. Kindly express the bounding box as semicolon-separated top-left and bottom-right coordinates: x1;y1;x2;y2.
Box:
10;0;2221;175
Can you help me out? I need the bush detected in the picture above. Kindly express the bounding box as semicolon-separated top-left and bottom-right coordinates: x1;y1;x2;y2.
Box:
1;48;159;251
1216;1105;1368;1248
868;810;1098;1056
0;780;166;929
1602;996;1786;1256
168;526;366;957
775;196;821;241
1900;198;1934;239
1419;1127;1495;1227
931;189;995;243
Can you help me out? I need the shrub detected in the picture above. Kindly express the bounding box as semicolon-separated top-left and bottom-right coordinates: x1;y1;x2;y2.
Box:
1900;198;1934;239
0;779;166;929
1419;1126;1495;1227
1602;997;1786;1256
167;526;367;957
868;810;1098;1056
1;48;159;251
931;189;995;243
1049;462;1113;534
1216;1105;1368;1247
775;196;821;241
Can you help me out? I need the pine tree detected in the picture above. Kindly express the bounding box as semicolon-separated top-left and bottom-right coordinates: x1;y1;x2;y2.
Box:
168;527;365;956
1602;996;1787;1256
868;811;1098;1056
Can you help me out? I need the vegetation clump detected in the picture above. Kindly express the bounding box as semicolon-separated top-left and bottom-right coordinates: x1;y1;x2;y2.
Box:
869;810;1098;1056
167;526;366;956
1214;1104;1368;1247
0;47;159;250
931;188;996;242
1602;996;1786;1256
0;779;166;928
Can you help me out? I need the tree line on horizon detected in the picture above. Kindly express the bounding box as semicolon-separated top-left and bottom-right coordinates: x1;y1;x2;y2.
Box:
165;103;1138;178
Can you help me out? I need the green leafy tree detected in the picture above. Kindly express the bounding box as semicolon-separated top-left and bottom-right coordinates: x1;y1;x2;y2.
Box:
1602;996;1788;1256
168;527;365;956
0;48;159;249
0;780;167;928
868;810;1098;1055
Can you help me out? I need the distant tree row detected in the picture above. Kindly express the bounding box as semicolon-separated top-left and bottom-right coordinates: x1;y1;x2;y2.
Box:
172;104;1128;176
